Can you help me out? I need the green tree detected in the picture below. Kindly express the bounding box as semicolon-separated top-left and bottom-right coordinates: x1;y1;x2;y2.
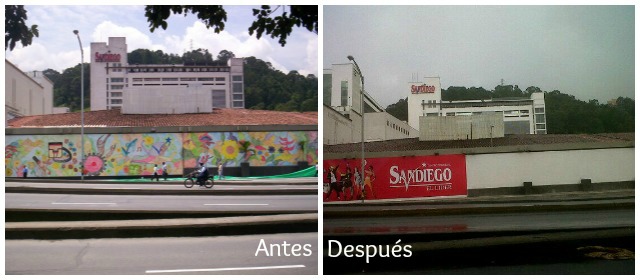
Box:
385;98;408;121
182;48;214;65
5;5;39;51
48;63;90;111
216;50;236;64
144;5;317;47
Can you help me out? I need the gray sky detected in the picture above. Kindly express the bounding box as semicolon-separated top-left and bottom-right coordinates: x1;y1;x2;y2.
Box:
324;5;635;107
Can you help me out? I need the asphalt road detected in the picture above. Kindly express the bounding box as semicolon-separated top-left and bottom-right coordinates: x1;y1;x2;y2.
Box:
5;232;318;275
6;192;317;213
324;208;635;236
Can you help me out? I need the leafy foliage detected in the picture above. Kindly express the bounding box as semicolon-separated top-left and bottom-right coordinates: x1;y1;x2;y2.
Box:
385;85;634;134
385;98;408;122
145;5;317;47
249;5;318;46
5;5;39;51
48;64;90;112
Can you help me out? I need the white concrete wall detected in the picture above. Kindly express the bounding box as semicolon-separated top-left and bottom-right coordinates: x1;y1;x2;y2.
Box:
366;112;418;141
466;148;634;189
420;113;504;141
5;60;52;117
123;85;212;114
323;105;355;145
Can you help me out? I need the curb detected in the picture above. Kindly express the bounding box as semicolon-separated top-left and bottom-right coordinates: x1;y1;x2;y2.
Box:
323;201;635;219
6;213;318;240
5;178;318;186
5;186;317;196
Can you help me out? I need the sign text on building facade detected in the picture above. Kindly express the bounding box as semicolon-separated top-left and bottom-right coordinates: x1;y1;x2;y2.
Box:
411;84;436;94
95;52;121;63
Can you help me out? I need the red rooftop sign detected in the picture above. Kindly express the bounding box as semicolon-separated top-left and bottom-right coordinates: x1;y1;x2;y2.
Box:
411;84;436;94
95;52;121;63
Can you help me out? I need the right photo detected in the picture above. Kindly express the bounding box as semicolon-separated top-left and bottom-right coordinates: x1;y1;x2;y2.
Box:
322;5;634;275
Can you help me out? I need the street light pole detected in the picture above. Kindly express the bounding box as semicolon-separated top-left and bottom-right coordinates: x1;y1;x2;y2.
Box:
347;55;365;202
73;30;85;181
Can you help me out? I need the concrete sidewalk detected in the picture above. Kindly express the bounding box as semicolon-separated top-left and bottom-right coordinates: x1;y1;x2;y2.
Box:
6;176;317;185
5;177;319;196
324;189;635;218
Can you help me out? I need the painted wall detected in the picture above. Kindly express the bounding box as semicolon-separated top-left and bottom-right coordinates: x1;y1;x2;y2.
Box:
322;147;633;200
323;154;467;201
6;131;318;177
466;148;634;189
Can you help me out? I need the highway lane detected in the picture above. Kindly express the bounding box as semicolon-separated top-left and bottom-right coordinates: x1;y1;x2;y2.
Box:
6;232;317;275
6;192;317;213
324;208;635;236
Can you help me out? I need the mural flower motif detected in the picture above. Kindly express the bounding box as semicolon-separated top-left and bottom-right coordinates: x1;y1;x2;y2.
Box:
183;140;195;151
144;136;154;146
221;140;239;160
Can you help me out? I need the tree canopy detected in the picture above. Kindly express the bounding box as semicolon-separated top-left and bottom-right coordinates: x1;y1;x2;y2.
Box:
5;5;39;51
144;5;317;46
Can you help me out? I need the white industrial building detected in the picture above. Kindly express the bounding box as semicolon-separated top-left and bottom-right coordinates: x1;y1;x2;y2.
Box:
323;63;418;144
408;77;547;135
90;37;245;113
5;59;54;123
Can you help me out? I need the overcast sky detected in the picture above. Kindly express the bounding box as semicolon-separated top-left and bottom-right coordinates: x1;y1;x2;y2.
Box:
324;5;635;107
5;5;318;76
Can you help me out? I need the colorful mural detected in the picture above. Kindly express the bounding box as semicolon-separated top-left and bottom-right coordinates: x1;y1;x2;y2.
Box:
5;131;318;177
6;135;82;177
181;131;319;169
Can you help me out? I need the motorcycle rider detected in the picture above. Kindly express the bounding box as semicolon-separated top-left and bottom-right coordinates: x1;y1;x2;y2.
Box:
197;163;209;186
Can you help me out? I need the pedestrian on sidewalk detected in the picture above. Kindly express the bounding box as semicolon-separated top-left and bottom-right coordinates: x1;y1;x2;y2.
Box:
162;162;168;181
152;164;159;181
218;162;224;180
22;165;28;178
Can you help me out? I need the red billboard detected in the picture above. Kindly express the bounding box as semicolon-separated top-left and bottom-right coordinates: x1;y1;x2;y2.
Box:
323;154;467;201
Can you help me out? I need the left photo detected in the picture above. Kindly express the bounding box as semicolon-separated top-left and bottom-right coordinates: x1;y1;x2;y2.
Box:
5;5;319;275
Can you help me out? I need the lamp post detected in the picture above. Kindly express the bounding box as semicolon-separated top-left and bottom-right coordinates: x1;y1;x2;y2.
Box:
347;55;365;202
73;30;85;181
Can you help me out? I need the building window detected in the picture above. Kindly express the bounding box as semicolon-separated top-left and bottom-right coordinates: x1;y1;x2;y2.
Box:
536;114;546;123
111;99;122;105
144;78;161;81
180;78;196;81
340;81;348;107
446;112;455;116
111;78;124;83
211;90;226;108
111;85;124;90
536;124;546;129
198;77;214;81
233;101;244;108
233;94;244;101
232;83;243;93
111;92;122;98
535;107;545;113
232;75;243;82
215;77;225;81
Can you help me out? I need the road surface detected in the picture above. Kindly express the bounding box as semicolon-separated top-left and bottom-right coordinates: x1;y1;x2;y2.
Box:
6;192;317;213
6;232;318;275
